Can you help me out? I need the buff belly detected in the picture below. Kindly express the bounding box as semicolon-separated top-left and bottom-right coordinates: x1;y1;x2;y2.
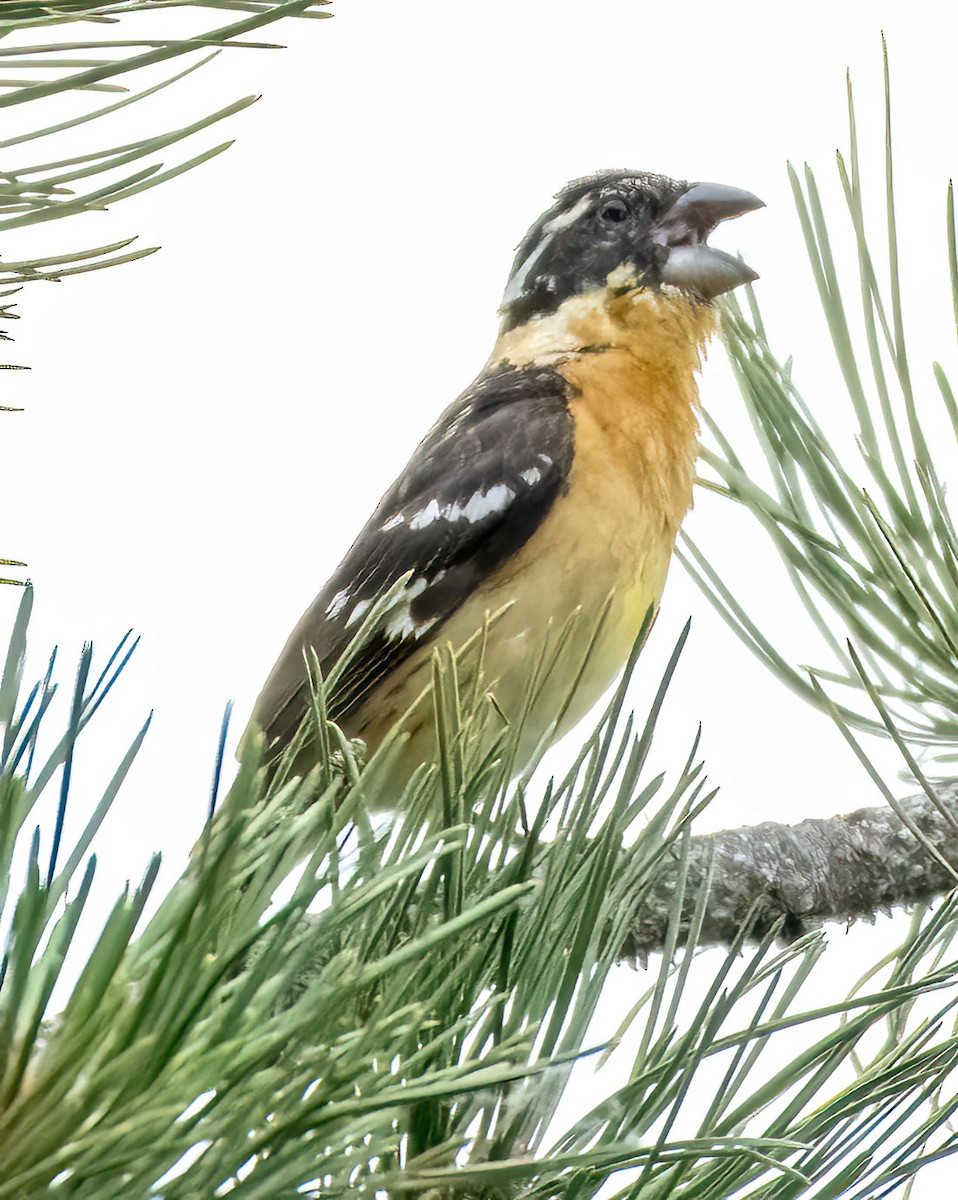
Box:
346;484;677;791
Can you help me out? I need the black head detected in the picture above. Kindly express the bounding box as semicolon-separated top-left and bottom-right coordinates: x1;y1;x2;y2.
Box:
500;170;763;332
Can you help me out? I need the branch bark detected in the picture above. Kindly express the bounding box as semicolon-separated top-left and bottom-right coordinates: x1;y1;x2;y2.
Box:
623;786;958;959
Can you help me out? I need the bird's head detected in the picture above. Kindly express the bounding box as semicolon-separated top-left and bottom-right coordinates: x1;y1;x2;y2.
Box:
499;170;763;333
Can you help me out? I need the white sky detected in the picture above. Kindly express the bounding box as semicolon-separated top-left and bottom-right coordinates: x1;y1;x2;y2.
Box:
2;1;957;1193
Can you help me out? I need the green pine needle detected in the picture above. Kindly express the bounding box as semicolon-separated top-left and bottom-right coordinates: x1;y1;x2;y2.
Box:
696;46;958;752
2;586;958;1195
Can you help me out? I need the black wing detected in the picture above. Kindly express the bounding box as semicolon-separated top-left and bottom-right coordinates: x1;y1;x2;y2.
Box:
251;361;575;748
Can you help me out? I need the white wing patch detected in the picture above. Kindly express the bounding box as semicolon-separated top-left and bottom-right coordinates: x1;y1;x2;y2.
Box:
357;467;546;644
406;484;515;530
326;587;351;619
409;499;442;530
446;483;515;523
345;598;372;629
382;576;433;641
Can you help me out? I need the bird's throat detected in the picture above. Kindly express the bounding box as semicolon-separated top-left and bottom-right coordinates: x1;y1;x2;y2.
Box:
491;274;715;372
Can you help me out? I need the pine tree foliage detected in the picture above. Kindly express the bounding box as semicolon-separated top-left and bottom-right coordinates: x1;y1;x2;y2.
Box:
686;42;958;760
2;604;958;1195
1;13;958;1200
0;0;329;314
0;0;329;580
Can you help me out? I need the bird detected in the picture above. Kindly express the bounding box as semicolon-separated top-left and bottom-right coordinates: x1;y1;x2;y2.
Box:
247;170;763;797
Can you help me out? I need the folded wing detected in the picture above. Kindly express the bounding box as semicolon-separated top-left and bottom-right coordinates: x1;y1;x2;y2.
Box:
250;361;576;752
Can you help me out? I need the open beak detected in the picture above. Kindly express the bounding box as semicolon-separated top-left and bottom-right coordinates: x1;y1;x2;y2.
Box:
655;182;764;299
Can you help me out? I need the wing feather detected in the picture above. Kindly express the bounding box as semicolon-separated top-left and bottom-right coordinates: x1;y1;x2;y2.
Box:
250;361;575;750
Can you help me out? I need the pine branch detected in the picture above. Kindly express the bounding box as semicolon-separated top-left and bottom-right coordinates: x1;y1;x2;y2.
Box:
624;787;958;959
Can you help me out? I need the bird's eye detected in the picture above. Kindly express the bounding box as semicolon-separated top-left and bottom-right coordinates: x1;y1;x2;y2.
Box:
599;198;629;225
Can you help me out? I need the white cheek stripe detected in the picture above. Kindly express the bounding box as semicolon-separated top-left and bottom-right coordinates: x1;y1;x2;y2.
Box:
502;234;553;306
502;193;593;306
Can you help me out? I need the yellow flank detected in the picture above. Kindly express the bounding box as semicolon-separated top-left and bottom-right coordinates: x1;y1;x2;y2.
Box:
349;280;716;781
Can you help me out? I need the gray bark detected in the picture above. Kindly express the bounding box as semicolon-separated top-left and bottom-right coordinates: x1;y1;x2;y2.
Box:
623;786;958;958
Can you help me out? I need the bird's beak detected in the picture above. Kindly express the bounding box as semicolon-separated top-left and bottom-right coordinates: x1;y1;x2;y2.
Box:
655;182;764;299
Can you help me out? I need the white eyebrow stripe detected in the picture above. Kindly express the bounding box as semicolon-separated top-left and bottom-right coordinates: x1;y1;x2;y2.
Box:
381;512;404;531
543;192;593;234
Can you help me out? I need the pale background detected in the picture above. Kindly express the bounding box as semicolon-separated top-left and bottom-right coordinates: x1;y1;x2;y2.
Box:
1;1;956;1192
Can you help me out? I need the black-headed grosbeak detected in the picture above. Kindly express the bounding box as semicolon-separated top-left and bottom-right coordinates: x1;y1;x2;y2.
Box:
248;170;762;788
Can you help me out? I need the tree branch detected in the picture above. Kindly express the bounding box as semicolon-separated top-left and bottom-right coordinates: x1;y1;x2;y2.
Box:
623;786;958;958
